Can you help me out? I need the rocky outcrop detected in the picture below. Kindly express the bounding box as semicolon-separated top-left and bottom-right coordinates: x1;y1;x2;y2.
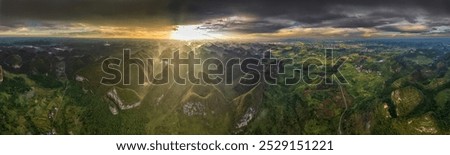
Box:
233;83;264;129
391;86;424;117
106;87;142;115
393;112;438;134
180;85;228;117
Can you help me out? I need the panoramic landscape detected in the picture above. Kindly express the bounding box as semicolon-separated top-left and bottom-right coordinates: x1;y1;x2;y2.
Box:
0;38;449;134
0;0;449;135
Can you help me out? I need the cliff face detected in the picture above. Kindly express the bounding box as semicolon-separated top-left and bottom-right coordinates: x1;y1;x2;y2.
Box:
0;65;3;84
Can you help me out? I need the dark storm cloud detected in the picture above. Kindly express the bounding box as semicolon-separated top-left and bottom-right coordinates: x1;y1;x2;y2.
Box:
0;0;175;26
184;0;449;23
198;18;299;34
193;0;449;34
0;0;449;35
227;21;294;33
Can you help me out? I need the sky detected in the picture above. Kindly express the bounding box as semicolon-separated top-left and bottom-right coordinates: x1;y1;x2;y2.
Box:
0;0;449;40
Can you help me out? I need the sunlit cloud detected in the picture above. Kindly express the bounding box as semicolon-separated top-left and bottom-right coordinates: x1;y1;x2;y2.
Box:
0;22;172;39
170;24;226;40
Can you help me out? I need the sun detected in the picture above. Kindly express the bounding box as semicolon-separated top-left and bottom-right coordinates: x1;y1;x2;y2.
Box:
170;25;222;40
